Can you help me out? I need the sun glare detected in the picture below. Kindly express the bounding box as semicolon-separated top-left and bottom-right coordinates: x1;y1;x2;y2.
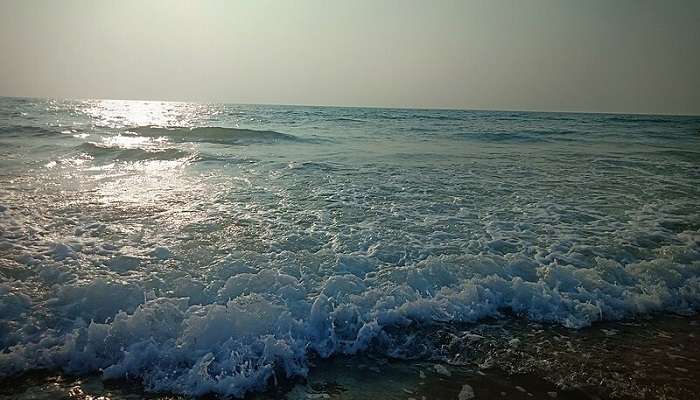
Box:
81;99;208;129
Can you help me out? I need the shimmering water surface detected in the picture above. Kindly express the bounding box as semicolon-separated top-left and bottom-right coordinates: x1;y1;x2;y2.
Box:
0;97;699;397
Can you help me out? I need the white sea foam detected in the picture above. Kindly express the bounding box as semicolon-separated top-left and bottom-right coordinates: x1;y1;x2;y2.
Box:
1;237;698;396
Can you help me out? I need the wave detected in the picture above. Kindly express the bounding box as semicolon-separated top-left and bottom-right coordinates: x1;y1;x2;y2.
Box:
1;242;698;396
626;149;700;160
450;129;585;143
128;126;299;145
331;117;367;123
455;132;549;143
604;115;685;124
0;125;59;137
76;142;193;161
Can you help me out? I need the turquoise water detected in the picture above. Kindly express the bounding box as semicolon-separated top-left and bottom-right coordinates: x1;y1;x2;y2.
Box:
0;97;699;397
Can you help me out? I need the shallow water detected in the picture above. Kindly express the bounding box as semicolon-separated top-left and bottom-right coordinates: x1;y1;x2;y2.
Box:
0;97;699;397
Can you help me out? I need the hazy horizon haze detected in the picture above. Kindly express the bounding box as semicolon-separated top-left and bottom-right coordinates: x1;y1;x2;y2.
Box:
1;0;699;115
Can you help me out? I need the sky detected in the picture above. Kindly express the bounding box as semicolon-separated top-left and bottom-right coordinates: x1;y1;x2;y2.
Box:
0;0;699;115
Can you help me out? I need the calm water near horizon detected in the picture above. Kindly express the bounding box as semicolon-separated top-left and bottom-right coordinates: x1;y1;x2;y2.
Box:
0;97;699;398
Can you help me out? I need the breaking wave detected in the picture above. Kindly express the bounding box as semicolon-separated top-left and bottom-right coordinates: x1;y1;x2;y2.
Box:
1;193;698;397
76;142;193;161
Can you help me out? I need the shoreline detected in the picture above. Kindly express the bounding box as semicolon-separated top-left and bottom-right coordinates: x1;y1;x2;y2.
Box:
2;313;697;400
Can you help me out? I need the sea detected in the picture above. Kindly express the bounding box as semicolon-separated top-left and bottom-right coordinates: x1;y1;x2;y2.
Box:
0;97;699;399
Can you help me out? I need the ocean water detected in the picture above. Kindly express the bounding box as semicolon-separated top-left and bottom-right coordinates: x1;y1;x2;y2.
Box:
0;97;699;397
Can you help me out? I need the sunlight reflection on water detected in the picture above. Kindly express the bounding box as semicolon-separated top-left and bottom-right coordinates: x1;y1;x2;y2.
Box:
92;159;198;205
63;100;215;206
80;99;215;129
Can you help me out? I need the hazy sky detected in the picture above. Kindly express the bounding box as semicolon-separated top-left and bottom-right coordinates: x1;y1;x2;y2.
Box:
1;0;699;114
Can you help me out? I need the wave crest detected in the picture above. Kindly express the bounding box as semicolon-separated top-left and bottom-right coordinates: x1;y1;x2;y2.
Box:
128;126;299;145
76;142;192;161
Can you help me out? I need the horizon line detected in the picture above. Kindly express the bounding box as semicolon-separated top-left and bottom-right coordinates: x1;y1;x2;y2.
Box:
1;94;698;118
